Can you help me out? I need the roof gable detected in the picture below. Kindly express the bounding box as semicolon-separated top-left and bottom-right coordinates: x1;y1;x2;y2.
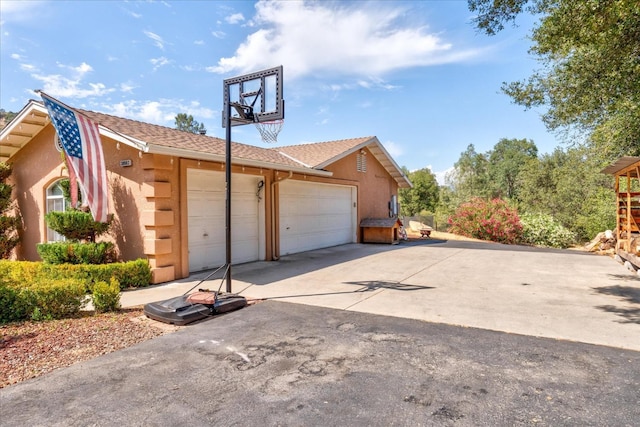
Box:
276;137;412;188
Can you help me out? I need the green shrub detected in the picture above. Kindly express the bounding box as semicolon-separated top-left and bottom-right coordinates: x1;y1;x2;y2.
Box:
0;277;87;323
44;210;110;242
520;213;576;248
0;284;27;323
37;242;116;264
0;259;151;291
448;198;523;244
92;278;121;313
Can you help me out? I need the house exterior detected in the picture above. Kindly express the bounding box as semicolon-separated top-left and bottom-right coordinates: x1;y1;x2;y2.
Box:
0;100;412;284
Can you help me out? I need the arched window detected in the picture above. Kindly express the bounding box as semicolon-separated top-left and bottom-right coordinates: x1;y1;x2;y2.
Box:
46;180;69;242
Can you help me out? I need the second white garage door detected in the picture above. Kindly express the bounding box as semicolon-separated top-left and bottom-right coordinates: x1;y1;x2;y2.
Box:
279;180;356;256
187;169;265;272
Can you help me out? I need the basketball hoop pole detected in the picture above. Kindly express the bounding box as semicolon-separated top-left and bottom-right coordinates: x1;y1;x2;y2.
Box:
224;98;232;293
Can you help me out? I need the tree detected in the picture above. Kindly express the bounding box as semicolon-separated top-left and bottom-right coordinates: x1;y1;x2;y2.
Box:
175;113;206;134
0;163;21;258
487;138;538;200
468;0;640;160
0;109;17;130
448;144;490;202
399;167;439;216
517;146;615;240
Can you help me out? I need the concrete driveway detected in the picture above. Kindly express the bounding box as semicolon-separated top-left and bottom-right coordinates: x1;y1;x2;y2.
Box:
123;239;640;351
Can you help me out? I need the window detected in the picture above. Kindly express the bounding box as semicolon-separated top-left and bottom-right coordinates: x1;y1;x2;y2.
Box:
357;152;367;172
46;180;69;242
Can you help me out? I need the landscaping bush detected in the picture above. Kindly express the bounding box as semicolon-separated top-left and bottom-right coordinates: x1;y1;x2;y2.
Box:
44;210;110;242
448;198;523;244
92;278;121;313
0;259;151;291
37;242;116;265
0;278;87;323
520;212;576;248
0;259;150;323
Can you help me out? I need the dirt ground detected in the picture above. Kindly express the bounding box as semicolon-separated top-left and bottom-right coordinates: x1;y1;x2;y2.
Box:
0;308;179;388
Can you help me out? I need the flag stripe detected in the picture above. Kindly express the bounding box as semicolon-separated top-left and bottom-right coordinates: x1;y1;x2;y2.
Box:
40;93;108;223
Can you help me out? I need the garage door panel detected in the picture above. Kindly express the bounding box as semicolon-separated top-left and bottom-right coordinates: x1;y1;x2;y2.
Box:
280;180;356;255
188;170;263;272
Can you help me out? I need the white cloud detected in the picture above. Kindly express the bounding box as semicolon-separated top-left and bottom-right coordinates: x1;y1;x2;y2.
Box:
144;30;165;50
0;1;43;23
194;40;205;45
211;30;226;39
433;167;455;186
225;13;245;24
102;99;215;126
119;82;137;93
209;1;483;79
150;56;171;70
26;61;114;99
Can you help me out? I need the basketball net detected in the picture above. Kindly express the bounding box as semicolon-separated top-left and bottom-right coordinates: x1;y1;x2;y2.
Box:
255;119;284;144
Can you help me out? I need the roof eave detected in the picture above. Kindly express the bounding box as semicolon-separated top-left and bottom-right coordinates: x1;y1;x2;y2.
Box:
0;101;50;162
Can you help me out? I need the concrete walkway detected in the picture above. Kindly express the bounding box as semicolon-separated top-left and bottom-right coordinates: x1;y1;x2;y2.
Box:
122;239;640;351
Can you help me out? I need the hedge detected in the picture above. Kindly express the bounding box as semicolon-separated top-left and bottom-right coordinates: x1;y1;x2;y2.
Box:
0;259;150;323
0;278;87;323
0;259;151;291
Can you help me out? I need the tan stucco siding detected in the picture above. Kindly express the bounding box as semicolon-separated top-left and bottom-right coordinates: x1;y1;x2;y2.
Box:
9;126;63;260
324;148;399;220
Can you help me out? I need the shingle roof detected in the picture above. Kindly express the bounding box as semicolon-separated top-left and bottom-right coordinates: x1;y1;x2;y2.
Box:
79;109;303;168
275;137;374;168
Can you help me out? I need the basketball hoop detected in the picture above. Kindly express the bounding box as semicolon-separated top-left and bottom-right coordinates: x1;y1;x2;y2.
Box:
255;119;284;144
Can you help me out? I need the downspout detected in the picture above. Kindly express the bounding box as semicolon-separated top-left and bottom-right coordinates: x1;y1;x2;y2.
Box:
271;171;293;260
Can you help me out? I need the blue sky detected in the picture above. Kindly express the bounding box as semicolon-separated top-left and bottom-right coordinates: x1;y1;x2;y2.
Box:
0;0;556;181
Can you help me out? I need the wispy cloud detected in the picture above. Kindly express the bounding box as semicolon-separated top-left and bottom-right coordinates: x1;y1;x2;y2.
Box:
194;40;205;45
144;30;165;50
209;1;483;79
225;13;245;24
150;56;171;70
211;30;226;39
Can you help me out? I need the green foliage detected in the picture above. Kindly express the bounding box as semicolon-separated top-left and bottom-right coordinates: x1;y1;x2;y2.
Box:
45;210;110;242
487;138;538;200
517;146;615;241
0;259;151;291
0;277;87;323
175;113;206;134
399;167;440;216
37;242;116;265
520;212;576;248
0;259;149;322
450;144;491;203
448;198;523;244
92;278;121;313
469;0;640;160
0;162;21;259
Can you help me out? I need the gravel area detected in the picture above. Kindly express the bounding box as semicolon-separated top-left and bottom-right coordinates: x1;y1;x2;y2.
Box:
0;308;179;388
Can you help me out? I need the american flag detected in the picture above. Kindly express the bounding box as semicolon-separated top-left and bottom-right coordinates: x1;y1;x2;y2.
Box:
40;93;109;223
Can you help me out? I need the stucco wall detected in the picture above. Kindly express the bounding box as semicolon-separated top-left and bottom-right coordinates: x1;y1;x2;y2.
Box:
324;147;399;220
9;125;152;264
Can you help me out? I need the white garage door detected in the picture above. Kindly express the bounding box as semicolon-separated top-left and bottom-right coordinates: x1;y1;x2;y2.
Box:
279;180;356;256
188;169;265;272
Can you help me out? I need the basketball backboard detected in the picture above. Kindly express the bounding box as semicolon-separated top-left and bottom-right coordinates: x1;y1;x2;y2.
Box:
222;65;284;127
